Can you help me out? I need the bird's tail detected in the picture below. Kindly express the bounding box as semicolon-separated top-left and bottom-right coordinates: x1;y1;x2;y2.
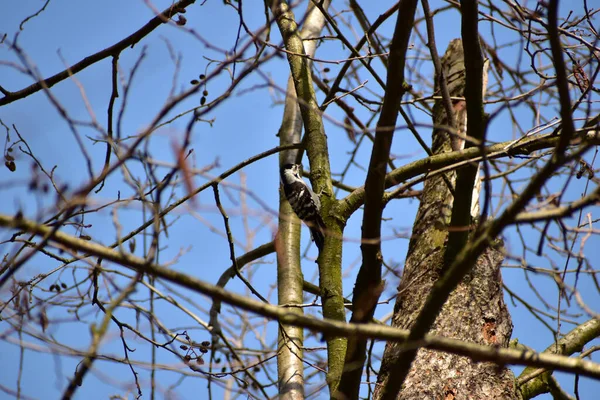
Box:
309;217;326;252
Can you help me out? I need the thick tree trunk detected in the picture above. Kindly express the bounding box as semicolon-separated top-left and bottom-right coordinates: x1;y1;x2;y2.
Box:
374;40;519;399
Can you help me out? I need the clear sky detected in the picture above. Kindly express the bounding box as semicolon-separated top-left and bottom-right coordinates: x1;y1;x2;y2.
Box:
1;1;599;399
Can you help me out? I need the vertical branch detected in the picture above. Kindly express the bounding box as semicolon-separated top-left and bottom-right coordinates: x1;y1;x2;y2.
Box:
268;0;331;182
96;54;119;194
421;0;455;140
337;1;418;399
547;0;576;150
275;2;330;398
276;195;304;400
269;0;347;392
443;0;486;267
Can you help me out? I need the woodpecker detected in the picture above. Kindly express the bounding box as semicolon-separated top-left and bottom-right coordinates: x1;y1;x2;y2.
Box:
280;163;325;251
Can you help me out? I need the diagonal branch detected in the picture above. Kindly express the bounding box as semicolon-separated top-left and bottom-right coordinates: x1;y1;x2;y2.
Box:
2;213;600;382
337;1;418;398
518;318;600;399
338;126;600;220
0;0;195;106
61;273;140;399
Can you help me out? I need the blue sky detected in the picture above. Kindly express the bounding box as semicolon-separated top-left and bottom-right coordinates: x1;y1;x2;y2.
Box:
1;1;599;399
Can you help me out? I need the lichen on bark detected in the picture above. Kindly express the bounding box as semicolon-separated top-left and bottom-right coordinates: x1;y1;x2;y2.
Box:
373;40;519;399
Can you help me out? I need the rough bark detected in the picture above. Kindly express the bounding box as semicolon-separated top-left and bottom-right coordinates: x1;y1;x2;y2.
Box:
374;40;519;399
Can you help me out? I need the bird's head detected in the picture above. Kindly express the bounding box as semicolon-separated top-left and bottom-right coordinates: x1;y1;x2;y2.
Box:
281;163;302;184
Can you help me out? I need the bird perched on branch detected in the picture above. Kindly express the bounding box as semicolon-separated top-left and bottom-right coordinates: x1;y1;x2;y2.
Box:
280;163;326;252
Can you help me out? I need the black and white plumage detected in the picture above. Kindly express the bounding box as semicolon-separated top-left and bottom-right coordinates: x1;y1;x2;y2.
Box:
280;163;326;251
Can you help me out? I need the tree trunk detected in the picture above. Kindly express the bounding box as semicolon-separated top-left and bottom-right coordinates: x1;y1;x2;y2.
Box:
374;39;519;399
